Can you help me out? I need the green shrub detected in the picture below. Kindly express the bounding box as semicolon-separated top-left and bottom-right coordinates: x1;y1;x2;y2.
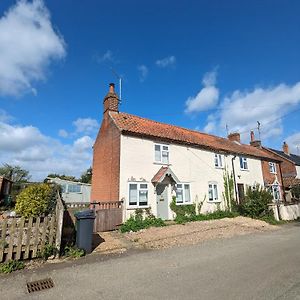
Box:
291;185;300;199
15;184;56;218
64;246;85;258
120;209;165;233
239;185;273;219
0;260;25;274
170;197;196;222
37;244;57;260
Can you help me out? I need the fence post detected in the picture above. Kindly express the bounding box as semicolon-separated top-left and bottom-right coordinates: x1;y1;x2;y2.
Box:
55;191;64;255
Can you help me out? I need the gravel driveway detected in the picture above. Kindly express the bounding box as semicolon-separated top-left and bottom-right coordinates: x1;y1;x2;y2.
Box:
94;217;278;253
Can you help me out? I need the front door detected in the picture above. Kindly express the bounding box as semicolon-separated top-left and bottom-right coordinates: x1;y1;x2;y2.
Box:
156;184;169;220
237;183;245;204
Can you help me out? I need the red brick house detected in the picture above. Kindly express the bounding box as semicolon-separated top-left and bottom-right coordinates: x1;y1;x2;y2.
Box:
91;84;282;221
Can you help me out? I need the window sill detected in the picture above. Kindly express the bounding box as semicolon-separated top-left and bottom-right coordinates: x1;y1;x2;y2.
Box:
127;206;150;210
153;162;171;166
270;172;277;175
215;166;224;170
207;200;221;204
240;169;249;172
176;202;193;206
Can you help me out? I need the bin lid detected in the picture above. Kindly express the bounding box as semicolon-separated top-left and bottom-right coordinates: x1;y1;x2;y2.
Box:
74;209;95;219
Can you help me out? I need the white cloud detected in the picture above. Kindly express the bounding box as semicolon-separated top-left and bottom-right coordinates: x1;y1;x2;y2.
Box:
0;117;95;181
0;0;66;96
217;82;300;140
155;56;176;68
58;129;68;138
95;50;117;64
285;132;300;155
0;109;13;123
185;70;219;113
137;65;148;82
73;118;99;134
203;122;216;134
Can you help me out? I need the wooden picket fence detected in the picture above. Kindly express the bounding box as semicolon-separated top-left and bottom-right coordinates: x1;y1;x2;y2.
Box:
0;191;64;262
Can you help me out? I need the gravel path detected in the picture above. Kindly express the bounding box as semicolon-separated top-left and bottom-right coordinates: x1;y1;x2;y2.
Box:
123;216;278;249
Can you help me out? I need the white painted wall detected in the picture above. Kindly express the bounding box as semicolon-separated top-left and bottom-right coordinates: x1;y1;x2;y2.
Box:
119;135;265;220
296;166;300;179
272;203;300;221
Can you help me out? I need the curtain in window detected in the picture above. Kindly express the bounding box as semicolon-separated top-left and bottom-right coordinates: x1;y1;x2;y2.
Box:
129;184;138;205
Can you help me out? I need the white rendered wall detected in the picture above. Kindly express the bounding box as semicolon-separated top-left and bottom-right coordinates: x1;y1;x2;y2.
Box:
119;135;265;220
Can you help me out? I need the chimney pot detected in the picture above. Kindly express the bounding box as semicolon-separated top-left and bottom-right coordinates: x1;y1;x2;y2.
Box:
283;141;290;155
228;132;241;143
250;130;255;142
103;82;119;113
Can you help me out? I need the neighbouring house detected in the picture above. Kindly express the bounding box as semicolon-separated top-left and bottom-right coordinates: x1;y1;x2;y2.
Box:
91;83;282;221
0;176;13;204
249;131;284;201
262;142;300;202
46;177;91;205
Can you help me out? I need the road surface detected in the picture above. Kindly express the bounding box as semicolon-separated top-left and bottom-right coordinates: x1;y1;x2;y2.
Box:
1;223;300;299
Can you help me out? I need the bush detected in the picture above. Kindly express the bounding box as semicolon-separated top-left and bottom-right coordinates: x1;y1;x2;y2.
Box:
64;246;85;258
120;208;166;233
0;260;25;274
15;184;56;218
291;185;300;199
37;244;57;260
239;185;273;219
170;197;196;222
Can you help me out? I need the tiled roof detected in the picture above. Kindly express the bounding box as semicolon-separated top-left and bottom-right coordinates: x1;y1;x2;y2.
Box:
151;167;168;184
110;112;280;161
268;148;300;166
283;177;300;188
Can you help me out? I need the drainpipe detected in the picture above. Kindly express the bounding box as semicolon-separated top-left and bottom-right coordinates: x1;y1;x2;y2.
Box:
231;155;239;205
278;162;286;203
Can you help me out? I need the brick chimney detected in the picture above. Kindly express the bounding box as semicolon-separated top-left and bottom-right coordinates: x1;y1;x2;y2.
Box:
283;141;289;155
103;83;119;113
228;132;241;143
250;130;261;148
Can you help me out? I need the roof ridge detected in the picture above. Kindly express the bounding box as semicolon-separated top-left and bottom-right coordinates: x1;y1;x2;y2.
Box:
114;111;249;145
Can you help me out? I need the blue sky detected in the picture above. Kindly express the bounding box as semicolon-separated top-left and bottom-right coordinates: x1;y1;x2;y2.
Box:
0;0;300;180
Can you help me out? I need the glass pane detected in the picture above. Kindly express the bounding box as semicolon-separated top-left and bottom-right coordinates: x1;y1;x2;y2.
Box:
129;184;138;205
214;154;219;167
140;184;147;189
162;151;169;164
184;185;190;203
176;189;183;203
208;187;213;200
162;146;168;150
61;184;66;193
155;145;161;161
240;157;243;169
213;184;218;200
177;184;182;188
139;190;148;206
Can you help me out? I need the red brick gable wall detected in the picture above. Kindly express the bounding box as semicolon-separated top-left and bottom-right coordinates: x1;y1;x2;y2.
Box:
261;160;283;186
91;113;121;203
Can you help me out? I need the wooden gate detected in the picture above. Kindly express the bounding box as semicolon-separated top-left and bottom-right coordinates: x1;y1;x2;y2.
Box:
92;201;123;232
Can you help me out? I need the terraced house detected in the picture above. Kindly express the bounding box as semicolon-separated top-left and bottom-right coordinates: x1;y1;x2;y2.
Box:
91;84;283;221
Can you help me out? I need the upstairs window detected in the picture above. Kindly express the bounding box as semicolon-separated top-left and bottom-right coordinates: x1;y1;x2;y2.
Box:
154;144;169;164
269;162;277;174
68;184;81;193
214;154;223;168
176;183;191;204
239;157;248;170
208;183;219;202
129;182;148;207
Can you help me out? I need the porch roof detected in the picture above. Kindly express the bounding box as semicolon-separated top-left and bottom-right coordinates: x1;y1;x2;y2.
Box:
151;166;180;185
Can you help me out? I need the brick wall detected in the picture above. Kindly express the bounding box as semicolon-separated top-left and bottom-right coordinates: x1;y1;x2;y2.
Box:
91;112;121;203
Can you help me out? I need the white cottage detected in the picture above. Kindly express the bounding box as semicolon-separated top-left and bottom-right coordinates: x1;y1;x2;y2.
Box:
91;83;280;220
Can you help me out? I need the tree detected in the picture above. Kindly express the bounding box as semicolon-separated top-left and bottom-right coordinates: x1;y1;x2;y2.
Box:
80;167;92;183
0;164;31;182
46;173;78;182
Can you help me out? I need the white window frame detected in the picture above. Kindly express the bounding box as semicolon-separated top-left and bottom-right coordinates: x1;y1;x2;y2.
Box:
128;182;149;208
239;157;249;170
269;162;277;174
208;182;220;202
175;183;191;205
154;143;169;164
214;154;223;168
